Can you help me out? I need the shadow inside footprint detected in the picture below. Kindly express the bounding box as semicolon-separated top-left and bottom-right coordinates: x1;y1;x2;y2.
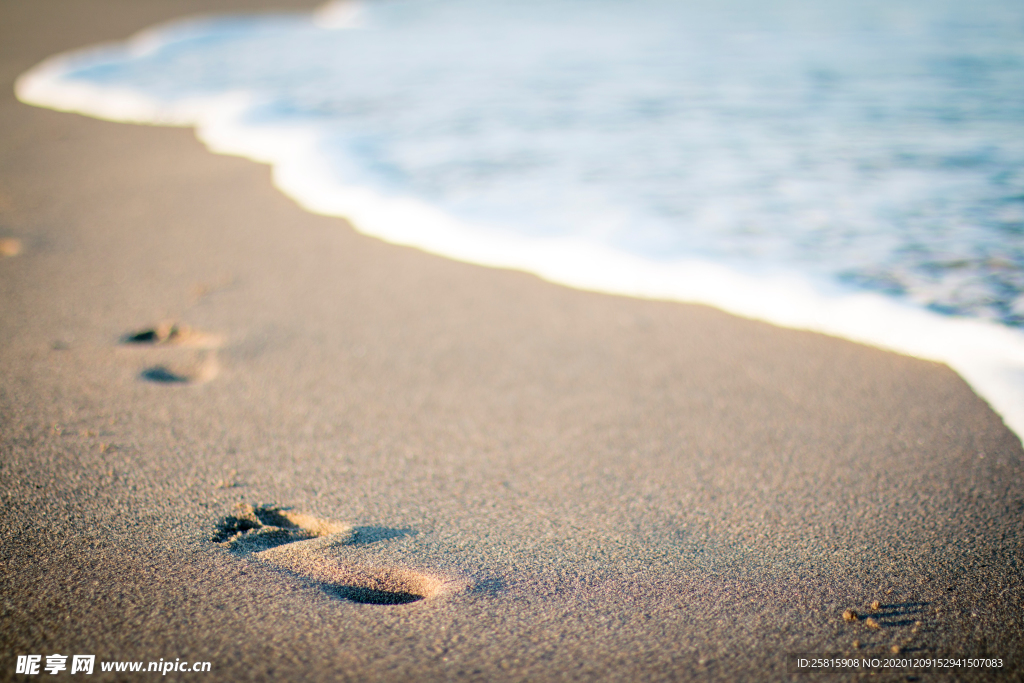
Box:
141;366;189;383
123;329;162;343
213;503;351;553
121;322;222;348
873;602;930;627
138;352;219;385
324;585;424;605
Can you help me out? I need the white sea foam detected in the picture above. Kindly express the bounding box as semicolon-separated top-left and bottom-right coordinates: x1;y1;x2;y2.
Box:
14;0;1024;441
313;0;363;29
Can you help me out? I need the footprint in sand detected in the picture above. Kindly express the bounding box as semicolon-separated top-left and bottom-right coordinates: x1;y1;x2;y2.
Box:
120;321;224;384
212;504;455;605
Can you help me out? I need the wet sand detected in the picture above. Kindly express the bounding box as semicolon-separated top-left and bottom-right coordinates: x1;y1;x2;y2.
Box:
1;1;1023;680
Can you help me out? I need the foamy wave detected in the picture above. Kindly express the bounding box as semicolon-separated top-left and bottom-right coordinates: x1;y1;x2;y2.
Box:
14;11;1024;442
313;0;364;29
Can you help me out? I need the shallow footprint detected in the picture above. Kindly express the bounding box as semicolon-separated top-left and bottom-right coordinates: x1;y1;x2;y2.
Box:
120;321;224;385
121;321;224;349
139;350;219;385
213;504;457;605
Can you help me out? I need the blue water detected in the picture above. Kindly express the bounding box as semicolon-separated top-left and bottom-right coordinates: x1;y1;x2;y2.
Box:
52;0;1024;327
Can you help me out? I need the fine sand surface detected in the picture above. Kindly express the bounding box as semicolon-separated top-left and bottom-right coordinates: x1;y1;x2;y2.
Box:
2;1;1023;681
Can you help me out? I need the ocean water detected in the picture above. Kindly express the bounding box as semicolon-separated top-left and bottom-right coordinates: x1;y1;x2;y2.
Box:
16;0;1024;438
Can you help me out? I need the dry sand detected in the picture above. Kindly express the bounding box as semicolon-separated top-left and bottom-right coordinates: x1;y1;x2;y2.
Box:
1;1;1023;680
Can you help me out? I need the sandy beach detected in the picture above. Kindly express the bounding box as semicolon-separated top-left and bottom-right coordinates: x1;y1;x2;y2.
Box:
2;1;1023;680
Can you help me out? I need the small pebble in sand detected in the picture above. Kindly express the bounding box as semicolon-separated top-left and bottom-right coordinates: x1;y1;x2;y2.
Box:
865;617;881;630
843;609;858;623
852;640;860;649
891;645;901;654
870;600;880;611
0;238;22;257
